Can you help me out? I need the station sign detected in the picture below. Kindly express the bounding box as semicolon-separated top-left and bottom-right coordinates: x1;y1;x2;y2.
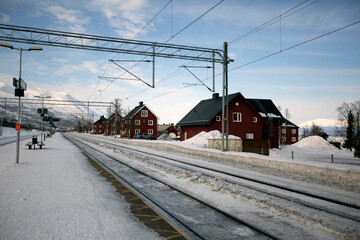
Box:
13;78;27;90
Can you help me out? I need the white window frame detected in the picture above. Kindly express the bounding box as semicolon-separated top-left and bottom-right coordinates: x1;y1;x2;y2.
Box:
141;110;148;117
233;112;242;122
135;119;140;125
246;133;254;139
291;137;296;142
148;120;153;126
292;129;296;134
253;117;257;123
148;129;153;135
281;129;286;134
216;116;221;122
135;129;140;134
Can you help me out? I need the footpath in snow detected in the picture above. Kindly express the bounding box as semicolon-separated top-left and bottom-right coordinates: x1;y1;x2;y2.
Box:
0;133;162;240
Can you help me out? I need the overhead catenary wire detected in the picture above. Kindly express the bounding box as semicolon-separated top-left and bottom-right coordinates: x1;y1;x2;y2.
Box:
121;0;314;103
126;19;360;106
94;0;224;101
229;19;360;72
88;0;173;101
229;0;319;45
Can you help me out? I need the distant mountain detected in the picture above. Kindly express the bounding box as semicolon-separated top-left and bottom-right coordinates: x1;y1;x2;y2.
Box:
299;118;343;136
0;81;99;131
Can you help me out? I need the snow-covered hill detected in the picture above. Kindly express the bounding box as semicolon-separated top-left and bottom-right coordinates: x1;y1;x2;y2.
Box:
299;118;343;136
0;81;98;131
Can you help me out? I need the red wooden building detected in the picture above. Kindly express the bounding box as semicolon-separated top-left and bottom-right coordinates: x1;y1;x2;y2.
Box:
106;113;124;135
124;102;158;137
177;93;298;148
92;115;107;134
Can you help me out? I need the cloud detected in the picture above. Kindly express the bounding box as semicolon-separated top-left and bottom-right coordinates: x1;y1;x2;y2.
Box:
37;3;90;32
55;61;101;75
89;0;151;38
0;12;10;23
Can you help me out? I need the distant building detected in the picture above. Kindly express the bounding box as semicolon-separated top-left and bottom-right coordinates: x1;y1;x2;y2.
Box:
157;123;179;138
123;102;158;137
92;115;107;134
106;112;123;135
177;92;298;148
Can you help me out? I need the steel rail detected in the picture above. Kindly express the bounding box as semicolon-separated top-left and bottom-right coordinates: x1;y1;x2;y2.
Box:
79;135;360;216
66;134;281;240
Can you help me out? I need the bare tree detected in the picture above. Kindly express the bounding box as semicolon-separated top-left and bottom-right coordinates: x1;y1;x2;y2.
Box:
284;108;292;120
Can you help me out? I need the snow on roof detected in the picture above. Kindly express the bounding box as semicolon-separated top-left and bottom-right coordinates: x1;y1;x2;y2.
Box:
293;136;338;151
259;112;282;118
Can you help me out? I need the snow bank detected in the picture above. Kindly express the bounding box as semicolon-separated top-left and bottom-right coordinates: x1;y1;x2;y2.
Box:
294;136;338;151
183;130;240;147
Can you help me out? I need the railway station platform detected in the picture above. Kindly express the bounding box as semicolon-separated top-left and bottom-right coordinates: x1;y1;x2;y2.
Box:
0;133;186;240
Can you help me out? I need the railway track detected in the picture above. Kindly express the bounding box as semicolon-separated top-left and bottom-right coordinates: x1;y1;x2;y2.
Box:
67;133;360;239
65;133;280;240
0;134;34;146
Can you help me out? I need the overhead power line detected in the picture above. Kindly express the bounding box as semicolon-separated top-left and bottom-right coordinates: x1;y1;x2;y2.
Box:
229;19;360;72
127;19;360;106
94;0;224;100
229;0;319;45
89;0;173;100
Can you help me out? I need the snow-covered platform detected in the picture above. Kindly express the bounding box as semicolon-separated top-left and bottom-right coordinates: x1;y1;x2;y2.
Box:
0;133;168;240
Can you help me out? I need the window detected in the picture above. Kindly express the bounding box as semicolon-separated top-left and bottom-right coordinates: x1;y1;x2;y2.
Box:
281;129;286;134
246;133;254;139
141;110;148;117
148;129;153;135
291;137;296;142
253;117;257;123
135;120;140;125
281;137;286;142
292;129;296;134
216;116;221;122
148;120;153;125
233;112;242;122
135;129;140;134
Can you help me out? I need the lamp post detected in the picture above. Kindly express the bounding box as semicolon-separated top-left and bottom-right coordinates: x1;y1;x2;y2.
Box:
0;43;42;164
34;95;51;145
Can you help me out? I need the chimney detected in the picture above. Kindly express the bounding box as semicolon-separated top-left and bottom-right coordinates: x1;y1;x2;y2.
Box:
212;93;219;99
139;101;143;106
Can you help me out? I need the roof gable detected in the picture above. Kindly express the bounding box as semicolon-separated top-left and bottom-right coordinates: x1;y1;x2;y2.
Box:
177;93;240;126
124;103;159;120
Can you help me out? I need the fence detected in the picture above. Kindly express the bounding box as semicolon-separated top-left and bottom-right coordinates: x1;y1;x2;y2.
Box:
286;150;359;165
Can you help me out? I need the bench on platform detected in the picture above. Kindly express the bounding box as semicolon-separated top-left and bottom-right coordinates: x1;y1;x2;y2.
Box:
25;142;45;150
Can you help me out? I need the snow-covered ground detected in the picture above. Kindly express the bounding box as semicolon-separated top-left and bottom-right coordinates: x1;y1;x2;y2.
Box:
0;133;163;240
1;130;359;239
71;132;360;239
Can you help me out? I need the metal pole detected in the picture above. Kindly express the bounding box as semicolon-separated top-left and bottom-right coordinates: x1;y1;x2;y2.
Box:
41;98;44;144
221;42;229;151
212;50;215;92
152;43;155;88
16;48;22;164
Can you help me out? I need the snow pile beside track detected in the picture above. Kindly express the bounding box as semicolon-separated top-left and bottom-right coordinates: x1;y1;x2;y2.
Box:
294;136;338;151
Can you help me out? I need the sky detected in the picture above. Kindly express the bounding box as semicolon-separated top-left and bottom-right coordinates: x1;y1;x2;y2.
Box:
0;0;359;125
